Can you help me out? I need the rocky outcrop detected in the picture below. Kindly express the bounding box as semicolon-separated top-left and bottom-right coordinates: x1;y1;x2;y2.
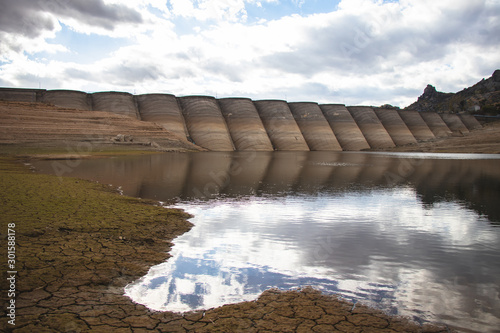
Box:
406;70;500;114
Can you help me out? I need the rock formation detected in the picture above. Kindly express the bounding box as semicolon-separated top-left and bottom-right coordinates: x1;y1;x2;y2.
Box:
406;70;500;114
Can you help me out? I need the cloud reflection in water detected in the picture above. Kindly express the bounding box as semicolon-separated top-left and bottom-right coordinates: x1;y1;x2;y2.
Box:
125;190;500;332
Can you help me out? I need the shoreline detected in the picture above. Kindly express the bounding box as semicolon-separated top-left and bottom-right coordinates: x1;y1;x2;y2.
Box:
0;154;454;332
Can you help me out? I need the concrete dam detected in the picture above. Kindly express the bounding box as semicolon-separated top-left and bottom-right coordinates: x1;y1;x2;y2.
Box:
0;88;482;151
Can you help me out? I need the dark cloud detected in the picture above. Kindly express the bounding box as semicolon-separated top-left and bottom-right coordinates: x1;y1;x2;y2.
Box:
104;64;164;84
0;0;143;38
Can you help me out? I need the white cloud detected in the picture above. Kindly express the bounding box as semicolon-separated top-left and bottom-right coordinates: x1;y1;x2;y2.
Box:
0;0;498;107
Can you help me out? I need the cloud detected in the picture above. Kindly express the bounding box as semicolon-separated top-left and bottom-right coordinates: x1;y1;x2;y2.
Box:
0;0;142;36
167;0;278;22
0;0;499;107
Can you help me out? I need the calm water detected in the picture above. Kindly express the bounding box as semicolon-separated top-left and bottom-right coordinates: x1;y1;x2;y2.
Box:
34;152;500;332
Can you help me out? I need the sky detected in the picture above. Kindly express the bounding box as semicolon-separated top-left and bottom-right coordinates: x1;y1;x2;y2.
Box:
0;0;499;107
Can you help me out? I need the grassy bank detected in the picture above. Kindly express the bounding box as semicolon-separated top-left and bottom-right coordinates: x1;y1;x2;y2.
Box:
0;156;193;331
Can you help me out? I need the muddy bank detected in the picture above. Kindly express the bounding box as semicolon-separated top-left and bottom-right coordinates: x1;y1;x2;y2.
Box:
0;157;454;332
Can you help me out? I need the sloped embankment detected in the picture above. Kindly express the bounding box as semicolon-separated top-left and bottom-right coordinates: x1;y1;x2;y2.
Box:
0;100;201;152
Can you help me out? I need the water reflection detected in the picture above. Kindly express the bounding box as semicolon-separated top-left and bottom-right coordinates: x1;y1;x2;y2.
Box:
33;152;500;332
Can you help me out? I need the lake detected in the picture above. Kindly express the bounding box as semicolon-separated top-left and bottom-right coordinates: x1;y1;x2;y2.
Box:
33;151;500;332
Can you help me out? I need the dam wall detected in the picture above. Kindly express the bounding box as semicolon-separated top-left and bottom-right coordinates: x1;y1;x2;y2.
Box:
319;104;371;151
373;108;417;146
218;98;273;151
348;106;396;149
1;87;483;152
178;96;235;151
92;92;140;119
0;88;43;102
288;102;342;151
419;112;452;138
253;100;310;151
135;94;189;140
459;114;482;131
440;113;469;134
41;89;92;111
398;110;436;141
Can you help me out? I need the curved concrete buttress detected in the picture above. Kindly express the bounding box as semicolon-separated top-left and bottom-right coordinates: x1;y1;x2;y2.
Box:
288;102;342;151
218;98;273;151
440;113;470;134
373;108;417;146
178;96;235;151
91;91;140;119
253;100;310;151
347;106;396;149
41;90;91;110
419;112;452;138
319;104;370;151
459;114;482;131
136;94;189;140
397;110;436;141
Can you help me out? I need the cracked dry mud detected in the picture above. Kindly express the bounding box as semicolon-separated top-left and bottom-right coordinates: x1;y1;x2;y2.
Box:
0;158;452;332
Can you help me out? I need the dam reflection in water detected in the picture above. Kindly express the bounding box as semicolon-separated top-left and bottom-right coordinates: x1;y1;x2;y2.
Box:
34;152;500;332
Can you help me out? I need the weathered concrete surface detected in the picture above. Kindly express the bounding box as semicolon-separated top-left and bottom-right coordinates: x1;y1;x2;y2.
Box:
459;114;483;131
420;112;452;138
288;102;342;151
136;94;189;140
179;96;235;151
0;87;42;102
373;108;418;146
319;104;371;151
218;98;273;151
92;92;140;119
440;113;470;134
398;110;436;141
348;106;396;149
41;90;92;111
254;100;310;151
